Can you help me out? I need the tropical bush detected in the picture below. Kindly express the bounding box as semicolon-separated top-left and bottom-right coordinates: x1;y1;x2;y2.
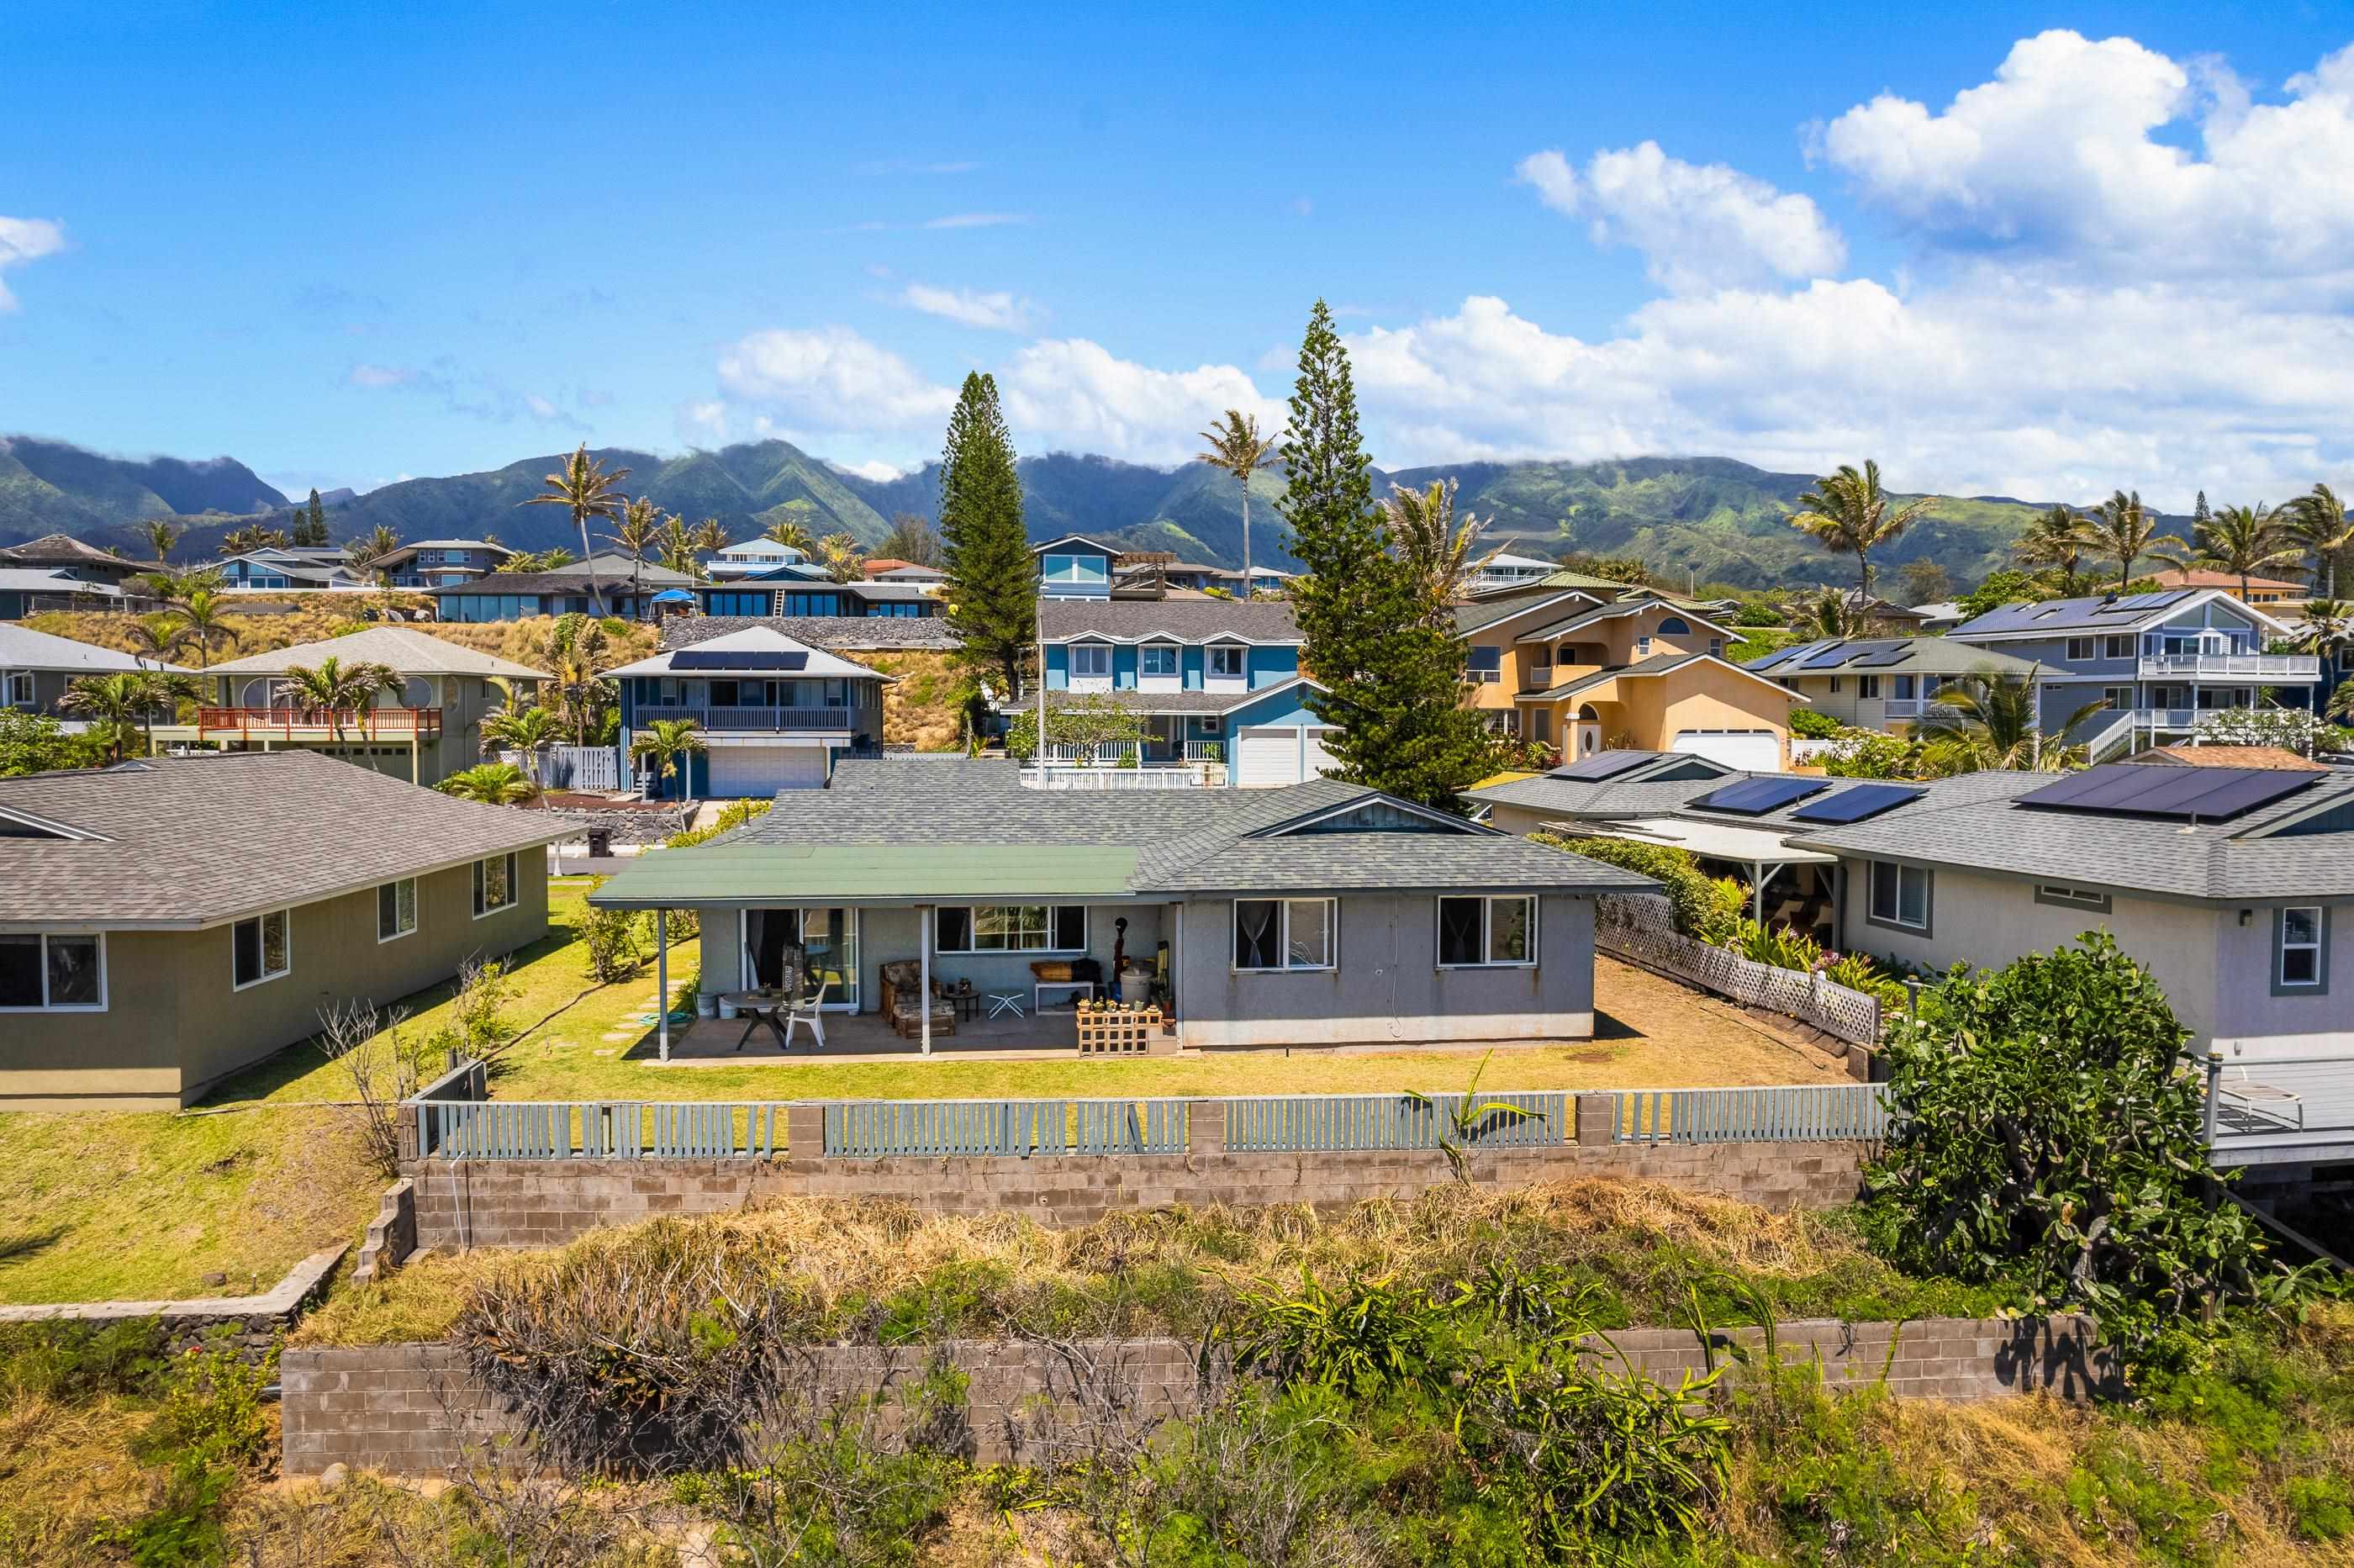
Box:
1531;833;1743;943
1820;728;1927;779
1861;933;2308;1375
1787;706;1841;739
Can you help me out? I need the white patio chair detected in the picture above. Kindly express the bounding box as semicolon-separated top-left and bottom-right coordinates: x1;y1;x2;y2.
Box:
784;979;830;1050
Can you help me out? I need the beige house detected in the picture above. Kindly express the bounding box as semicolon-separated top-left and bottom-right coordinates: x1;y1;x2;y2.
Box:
0;752;562;1109
156;626;550;787
1743;637;2048;736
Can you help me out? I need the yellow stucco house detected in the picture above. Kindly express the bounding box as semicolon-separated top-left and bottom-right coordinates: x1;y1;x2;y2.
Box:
1455;575;1802;771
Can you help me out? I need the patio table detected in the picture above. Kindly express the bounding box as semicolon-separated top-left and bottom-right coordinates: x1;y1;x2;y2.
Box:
720;989;794;1052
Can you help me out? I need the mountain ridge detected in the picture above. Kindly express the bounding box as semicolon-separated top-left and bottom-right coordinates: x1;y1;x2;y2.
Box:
0;433;2095;591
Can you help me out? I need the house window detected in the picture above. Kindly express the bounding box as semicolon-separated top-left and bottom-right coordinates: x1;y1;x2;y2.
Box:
1207;645;1247;679
1139;644;1179;678
2104;635;2135;660
1530;643;1552;672
1234;898;1334;971
377;877;418;942
232;909;292;990
0;932;106;1011
1828;676;1842;694
2035;883;2112;913
1635;636;1653;658
1437;895;1536;968
1866;861;1931;932
1892;674;1915;700
472;853;518;918
2066;636;2095;661
1069;643;1112;680
934;905;1086;953
3;671;30;707
2277;906;2326;991
1465;646;1502;684
1857;675;1880;699
1708;637;1724;658
2103;686;2135;710
1531;709;1551;744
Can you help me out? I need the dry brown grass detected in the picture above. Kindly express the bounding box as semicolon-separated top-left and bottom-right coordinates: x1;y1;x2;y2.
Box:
296;1179;1891;1350
24;607;661;678
0;1393;171;1565
864;649;966;749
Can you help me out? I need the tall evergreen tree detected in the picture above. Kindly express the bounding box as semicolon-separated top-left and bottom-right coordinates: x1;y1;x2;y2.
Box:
937;372;1035;699
1279;300;1493;810
298;488;329;546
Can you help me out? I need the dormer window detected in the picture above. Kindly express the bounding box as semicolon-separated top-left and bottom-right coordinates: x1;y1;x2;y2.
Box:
1207;645;1246;679
1069;643;1112;680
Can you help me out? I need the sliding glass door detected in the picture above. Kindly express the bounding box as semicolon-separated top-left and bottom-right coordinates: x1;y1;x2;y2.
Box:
739;908;860;1009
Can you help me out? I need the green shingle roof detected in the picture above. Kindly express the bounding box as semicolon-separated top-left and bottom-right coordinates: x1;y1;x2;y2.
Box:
590;842;1141;906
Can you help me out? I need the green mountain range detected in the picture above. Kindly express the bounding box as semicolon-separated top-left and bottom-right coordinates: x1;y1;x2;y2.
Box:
0;435;2084;592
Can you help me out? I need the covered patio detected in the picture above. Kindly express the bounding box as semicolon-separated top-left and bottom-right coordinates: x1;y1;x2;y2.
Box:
647;1001;1106;1065
1551;816;1839;937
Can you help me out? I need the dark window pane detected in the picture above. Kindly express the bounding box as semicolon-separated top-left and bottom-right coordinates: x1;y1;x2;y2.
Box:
1053;905;1085;950
379;883;398;938
234;918;261;986
0;936;40;1006
47;937;99;1006
1492;899;1532;963
936;906;972;952
262;911;288;974
2283;948;2320;985
1438;898;1482;965
1235;900;1280;969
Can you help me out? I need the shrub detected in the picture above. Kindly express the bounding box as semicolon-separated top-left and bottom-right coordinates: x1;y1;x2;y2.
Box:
1734;600;1784;626
0;1318;168;1402
578;905;643;983
1532;833;1742;943
1788;706;1841;739
1861;933;2306;1374
1822;729;1926;779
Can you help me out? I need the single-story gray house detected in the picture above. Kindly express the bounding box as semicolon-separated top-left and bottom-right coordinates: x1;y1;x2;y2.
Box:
588;758;1651;1049
1;622;194;718
0;752;564;1109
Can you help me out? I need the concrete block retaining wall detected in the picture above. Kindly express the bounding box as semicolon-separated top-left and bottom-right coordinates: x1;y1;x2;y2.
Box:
281;1314;2109;1478
0;1245;346;1363
402;1138;1870;1253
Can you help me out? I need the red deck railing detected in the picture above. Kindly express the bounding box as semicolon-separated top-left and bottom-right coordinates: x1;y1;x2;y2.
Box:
196;706;442;737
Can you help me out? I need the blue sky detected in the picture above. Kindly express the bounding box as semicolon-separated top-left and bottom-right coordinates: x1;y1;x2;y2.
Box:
4;3;2352;508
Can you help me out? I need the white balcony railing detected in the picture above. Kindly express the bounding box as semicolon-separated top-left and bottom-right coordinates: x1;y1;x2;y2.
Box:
1022;763;1211;790
1183;740;1225;763
634;705;852;732
2201;1051;2354;1165
2139;654;2319;679
1882;698;1926;719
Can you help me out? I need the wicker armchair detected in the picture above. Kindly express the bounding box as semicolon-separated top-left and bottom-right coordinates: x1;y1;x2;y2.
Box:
879;959;954;1040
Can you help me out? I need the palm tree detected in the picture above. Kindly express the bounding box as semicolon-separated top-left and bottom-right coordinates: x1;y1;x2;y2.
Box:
2283;483;2353;600
537;612;615;745
657;515;701;578
630;717;707;803
435;762;538;806
1382;478;1498;621
1919;671;2107;773
479;702;562;803
1195;410;1279;597
763;516;815;557
608;497;661;594
520;443;630;616
142;519;179;565
1802;588;1859;639
344;524;403;611
817;532;866;583
2012;505;2096;596
2298;599;2352;658
171;589;235;668
2328;678;2354;726
58;673;158;763
691;517;729;557
124;614;191;673
218;523;287;557
273;657;405;742
2082;489;2187;591
2193;503;2300;603
1786;461;1937;603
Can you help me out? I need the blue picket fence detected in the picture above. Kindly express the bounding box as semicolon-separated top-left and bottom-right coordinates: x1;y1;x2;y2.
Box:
1220;1092;1567;1153
1612;1085;1887;1145
823;1098;1189;1157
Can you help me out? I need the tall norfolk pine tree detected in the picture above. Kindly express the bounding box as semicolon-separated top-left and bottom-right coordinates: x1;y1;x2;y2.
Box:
1279;301;1494;811
938;372;1035;699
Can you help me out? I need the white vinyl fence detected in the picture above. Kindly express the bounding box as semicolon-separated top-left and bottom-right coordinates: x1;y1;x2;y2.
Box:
1597;893;1883;1047
499;745;621;791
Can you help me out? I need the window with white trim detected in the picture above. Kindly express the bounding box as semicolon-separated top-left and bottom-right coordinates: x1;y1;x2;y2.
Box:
1138;643;1179;678
1207;645;1246;678
934;905;1086;953
2034;883;2111;913
1437;895;1536;968
0;932;105;1011
377;877;418;942
232;910;291;989
2103;685;2135;710
1867;861;1930;932
1234;898;1333;971
1069;642;1112;679
2103;635;2135;659
2066;636;2095;661
1857;675;1880;699
2278;906;2325;989
1465;645;1502;683
472;853;518;917
3;671;31;707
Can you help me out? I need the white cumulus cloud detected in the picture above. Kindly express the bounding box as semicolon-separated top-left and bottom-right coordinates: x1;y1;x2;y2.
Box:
346;363;417;388
1515;142;1844;291
997;340;1286;465
831;458;906;482
899;282;1039;331
716;326;959;431
0;217;65;310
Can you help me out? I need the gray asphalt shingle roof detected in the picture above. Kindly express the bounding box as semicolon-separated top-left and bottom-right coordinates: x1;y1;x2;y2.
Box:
203;626;552;680
588;758;1653;905
0;623;192;674
0;752;567;928
1041;599;1302;644
1745;637;2046;678
664;616;962;652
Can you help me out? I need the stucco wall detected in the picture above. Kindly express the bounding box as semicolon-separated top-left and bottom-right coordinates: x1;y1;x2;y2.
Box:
1174;891;1595;1048
0;858;548;1111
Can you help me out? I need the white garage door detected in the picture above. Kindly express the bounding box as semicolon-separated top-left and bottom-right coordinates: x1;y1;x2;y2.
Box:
707;743;828;796
1671;729;1779;772
1236;726;1341;787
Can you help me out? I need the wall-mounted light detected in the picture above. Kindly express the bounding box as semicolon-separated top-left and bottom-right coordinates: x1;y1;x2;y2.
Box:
2239;909;2252;927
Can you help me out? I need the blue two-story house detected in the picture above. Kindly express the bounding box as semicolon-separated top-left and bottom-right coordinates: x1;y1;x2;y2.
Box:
610;626;889;797
1033;534;1124;599
214;547;359;590
372;540;513;588
1949;588;2320;751
1026;599;1336;785
698;561;939;620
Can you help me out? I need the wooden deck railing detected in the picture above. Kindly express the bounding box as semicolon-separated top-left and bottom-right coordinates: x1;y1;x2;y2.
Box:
197;706;441;736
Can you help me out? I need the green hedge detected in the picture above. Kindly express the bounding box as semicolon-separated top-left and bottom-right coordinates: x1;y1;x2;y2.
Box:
1532;833;1742;944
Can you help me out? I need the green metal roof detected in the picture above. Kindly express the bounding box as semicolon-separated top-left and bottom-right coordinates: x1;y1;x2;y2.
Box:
587;842;1143;908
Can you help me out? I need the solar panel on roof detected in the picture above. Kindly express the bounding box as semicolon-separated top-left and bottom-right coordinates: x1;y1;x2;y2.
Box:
671;649;809;671
1798;647;1855;670
1549;750;1658;782
1790;783;1925;825
1854;646;1915;668
2017;763;2316;821
1693;776;1831;816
